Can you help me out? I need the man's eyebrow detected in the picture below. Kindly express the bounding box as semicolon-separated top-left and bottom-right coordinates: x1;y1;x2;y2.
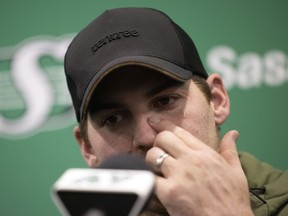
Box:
89;102;123;115
144;80;184;98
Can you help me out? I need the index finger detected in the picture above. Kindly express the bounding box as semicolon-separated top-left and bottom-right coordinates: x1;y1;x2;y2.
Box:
149;117;210;151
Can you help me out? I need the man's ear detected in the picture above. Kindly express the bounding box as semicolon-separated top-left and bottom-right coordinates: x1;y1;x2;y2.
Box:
207;73;230;125
73;126;99;168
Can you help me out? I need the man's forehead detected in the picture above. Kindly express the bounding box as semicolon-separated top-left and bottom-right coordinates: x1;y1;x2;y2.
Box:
85;65;188;116
88;73;184;112
93;65;182;93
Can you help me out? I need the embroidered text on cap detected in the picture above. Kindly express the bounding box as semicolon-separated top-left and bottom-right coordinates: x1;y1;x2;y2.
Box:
91;29;139;53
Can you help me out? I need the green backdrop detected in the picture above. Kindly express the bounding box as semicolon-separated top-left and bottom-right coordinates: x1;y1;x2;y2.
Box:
0;1;287;215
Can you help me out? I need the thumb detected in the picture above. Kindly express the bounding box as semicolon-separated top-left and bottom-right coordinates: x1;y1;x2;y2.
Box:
219;130;241;168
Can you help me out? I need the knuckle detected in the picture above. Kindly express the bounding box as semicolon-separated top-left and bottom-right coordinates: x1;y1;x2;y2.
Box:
166;182;182;197
154;130;174;145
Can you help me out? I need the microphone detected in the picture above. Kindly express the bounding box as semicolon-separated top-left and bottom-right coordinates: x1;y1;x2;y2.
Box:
98;153;151;170
51;154;155;216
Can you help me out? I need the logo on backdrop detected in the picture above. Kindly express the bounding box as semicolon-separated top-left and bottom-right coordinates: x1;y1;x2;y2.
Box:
0;37;287;139
207;46;288;90
0;36;75;139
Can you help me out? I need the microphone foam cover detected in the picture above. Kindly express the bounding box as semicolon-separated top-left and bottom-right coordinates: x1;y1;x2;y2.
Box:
98;154;151;171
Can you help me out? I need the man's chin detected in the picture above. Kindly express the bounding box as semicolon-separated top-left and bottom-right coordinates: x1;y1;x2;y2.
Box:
140;195;169;216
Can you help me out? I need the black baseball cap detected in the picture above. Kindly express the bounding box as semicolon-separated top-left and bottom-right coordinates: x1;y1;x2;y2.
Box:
64;7;208;122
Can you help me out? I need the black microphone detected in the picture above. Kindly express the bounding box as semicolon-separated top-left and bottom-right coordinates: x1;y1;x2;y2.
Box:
98;154;151;170
52;154;155;216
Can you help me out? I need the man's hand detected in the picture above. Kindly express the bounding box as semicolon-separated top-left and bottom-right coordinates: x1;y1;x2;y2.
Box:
146;118;253;216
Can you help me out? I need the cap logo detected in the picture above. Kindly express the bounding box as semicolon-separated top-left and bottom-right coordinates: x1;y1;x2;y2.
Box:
91;29;139;53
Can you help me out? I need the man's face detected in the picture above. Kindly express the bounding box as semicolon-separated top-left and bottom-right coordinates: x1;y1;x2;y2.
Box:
81;67;220;165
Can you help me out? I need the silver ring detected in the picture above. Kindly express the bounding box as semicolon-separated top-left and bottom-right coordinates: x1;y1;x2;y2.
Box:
156;152;169;168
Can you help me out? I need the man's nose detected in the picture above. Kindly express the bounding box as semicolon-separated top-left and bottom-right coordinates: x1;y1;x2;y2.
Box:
132;115;157;150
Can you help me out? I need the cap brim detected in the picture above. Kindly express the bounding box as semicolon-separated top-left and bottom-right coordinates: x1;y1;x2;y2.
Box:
80;56;194;121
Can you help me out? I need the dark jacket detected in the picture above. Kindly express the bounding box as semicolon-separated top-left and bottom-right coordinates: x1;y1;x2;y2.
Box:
240;152;288;216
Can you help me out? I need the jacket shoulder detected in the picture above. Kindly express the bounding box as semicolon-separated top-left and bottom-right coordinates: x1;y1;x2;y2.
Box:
239;152;288;216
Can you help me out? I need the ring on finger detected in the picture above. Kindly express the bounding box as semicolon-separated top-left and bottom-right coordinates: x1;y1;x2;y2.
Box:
155;152;170;169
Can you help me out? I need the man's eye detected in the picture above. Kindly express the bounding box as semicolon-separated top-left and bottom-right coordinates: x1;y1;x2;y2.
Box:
102;114;125;126
154;96;179;108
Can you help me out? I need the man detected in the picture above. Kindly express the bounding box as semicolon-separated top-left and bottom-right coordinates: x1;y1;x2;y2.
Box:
64;8;288;216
